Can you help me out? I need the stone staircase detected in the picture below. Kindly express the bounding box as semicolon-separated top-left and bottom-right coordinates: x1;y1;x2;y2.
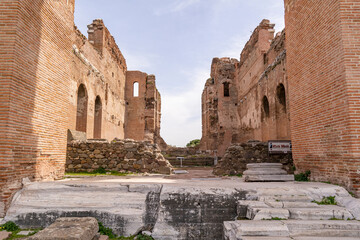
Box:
224;190;360;240
243;163;294;182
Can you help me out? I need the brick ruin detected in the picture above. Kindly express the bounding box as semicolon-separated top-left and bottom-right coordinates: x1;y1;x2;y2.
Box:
202;1;360;195
0;0;166;216
201;20;289;157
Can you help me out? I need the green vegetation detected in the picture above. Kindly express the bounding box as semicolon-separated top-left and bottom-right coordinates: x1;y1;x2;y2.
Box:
312;196;337;205
98;221;154;240
270;217;287;220
66;168;134;177
0;221;39;239
223;173;243;178
186;139;201;148
349;191;356;197
329;217;344;220
294;170;311;182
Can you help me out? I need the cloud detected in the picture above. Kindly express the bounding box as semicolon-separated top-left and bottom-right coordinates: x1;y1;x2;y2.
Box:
154;0;201;16
161;67;209;147
219;34;249;59
121;50;157;71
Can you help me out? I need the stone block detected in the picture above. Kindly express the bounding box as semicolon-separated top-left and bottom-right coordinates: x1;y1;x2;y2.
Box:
244;174;294;182
288;207;353;220
27;217;99;240
265;201;319;209
252;208;290;220
0;231;11;240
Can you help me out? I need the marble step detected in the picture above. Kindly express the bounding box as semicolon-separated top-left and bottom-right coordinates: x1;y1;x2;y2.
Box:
244;174;294;182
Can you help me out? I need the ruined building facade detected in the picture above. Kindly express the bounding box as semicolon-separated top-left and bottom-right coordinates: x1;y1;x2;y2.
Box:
0;0;164;216
201;20;289;156
202;1;360;195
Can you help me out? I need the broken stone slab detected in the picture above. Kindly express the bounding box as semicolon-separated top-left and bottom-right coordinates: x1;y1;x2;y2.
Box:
244;174;294;182
18;230;34;236
26;217;99;240
99;235;109;240
238;200;270;218
336;196;360;220
252;208;290;220
288;207;354;220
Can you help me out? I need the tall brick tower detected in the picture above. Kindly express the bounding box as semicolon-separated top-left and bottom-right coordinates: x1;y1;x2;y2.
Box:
0;0;75;215
284;0;360;194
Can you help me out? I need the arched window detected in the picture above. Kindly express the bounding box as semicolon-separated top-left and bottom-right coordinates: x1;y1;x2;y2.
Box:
263;96;270;118
76;84;88;133
93;96;102;138
133;82;139;97
276;83;286;112
223;82;230;97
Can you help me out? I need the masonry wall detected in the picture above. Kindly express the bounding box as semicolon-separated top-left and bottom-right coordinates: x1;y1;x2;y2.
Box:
70;19;127;141
201;20;290;156
0;0;74;216
125;72;165;148
284;0;360;194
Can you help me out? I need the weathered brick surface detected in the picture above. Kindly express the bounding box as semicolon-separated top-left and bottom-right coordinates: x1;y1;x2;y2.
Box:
0;0;165;215
125;72;165;148
0;0;74;215
284;0;360;194
201;20;290;156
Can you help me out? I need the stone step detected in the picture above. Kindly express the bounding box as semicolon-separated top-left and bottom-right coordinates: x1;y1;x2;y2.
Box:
259;195;312;202
224;220;360;240
244;174;294;182
246;163;283;168
243;169;288;176
223;221;290;240
249;208;290;220
288;207;354;220
265;201;319;208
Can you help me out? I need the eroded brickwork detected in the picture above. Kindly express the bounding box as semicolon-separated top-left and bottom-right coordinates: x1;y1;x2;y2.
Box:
284;0;360;194
201;20;290;156
0;0;165;215
125;72;166;148
0;0;75;215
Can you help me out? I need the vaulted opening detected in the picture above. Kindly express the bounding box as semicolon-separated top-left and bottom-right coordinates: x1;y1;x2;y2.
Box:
262;96;270;118
76;84;88;133
276;83;286;113
94;96;102;139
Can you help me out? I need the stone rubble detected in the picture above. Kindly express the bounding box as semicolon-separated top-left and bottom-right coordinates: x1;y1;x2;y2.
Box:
66;139;173;174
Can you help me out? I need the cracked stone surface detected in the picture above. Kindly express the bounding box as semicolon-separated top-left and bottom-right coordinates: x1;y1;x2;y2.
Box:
3;173;359;239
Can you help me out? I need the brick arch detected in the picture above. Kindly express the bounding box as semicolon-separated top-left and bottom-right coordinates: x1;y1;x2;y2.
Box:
93;96;102;139
76;83;88;133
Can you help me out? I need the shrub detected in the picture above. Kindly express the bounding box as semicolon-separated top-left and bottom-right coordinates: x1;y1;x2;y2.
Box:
294;170;311;182
312;196;337;205
0;221;19;232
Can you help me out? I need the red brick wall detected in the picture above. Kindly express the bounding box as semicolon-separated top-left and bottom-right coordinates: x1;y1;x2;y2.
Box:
0;0;74;215
285;0;360;194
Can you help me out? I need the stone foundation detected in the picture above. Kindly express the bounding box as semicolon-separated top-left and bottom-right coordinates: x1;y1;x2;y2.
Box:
163;147;214;167
213;141;293;176
66;139;173;174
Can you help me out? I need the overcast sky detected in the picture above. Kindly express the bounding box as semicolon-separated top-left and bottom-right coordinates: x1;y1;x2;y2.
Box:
74;0;285;147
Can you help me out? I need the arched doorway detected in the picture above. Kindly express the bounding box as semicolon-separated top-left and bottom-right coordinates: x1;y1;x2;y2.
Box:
93;96;102;139
76;84;88;133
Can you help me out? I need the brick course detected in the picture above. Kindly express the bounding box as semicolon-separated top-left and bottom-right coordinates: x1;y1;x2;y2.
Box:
284;0;360;194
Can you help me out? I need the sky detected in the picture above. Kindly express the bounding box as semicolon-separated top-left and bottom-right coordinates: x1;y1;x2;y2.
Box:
74;0;285;147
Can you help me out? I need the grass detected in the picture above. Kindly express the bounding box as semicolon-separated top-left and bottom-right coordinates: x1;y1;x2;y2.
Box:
0;221;40;239
312;196;337;205
66;168;135;177
224;173;243;178
294;170;311;182
98;221;154;240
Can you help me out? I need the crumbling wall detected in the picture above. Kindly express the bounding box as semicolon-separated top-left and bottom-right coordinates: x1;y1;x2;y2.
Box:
284;0;360;194
200;20;290;157
125;72;166;148
0;0;75;216
213;141;293;176
69;19;127;140
200;58;239;155
66;139;173;174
